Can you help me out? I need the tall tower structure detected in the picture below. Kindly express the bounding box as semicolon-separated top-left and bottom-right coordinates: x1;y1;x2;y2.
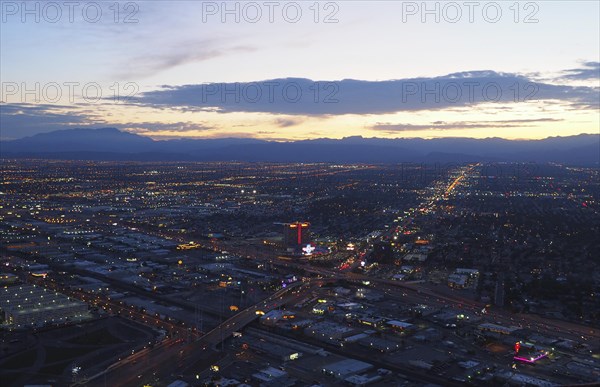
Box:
283;222;310;248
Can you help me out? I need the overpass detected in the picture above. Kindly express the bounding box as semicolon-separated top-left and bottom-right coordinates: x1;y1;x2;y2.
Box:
77;281;308;387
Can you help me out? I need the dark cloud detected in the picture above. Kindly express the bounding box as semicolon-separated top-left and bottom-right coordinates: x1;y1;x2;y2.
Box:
561;61;600;81
130;71;600;115
3;66;598;140
0;103;213;140
371;118;563;132
274;117;303;127
116;42;258;79
0;103;97;139
119;121;213;133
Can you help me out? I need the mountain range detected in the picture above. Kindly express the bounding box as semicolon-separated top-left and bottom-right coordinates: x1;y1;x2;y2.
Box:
1;128;598;165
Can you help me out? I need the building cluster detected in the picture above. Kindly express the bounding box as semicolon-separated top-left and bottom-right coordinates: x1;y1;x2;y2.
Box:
0;160;598;386
0;284;89;328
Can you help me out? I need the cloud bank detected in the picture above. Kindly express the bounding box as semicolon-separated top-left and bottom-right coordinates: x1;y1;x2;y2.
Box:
130;71;599;115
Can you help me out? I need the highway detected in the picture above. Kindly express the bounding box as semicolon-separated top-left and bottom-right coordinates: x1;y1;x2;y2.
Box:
27;271;199;340
206;162;600;346
79;281;309;386
63;162;597;384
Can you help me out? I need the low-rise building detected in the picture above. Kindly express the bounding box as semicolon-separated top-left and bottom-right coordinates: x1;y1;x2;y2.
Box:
0;284;89;328
322;359;373;379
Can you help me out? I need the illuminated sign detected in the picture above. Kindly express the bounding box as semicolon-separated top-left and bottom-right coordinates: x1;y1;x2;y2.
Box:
514;352;548;363
512;342;549;364
177;242;199;250
302;244;315;255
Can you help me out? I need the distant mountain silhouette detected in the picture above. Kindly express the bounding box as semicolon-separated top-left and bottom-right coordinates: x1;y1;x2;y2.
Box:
1;127;154;153
1;128;598;165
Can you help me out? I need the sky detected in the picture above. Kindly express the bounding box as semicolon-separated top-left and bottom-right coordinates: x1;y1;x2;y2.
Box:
1;0;599;141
